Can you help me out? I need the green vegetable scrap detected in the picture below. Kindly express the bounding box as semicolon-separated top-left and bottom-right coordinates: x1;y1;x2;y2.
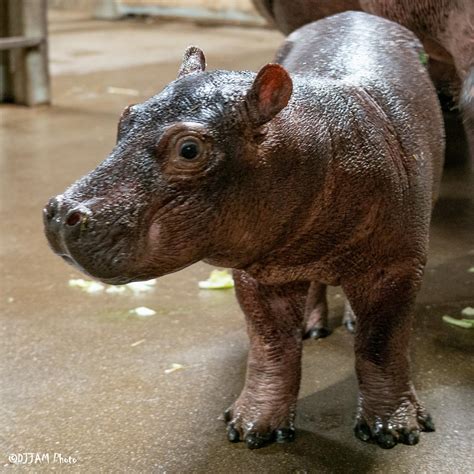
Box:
198;269;234;289
461;307;474;317
164;363;186;374
129;306;156;317
419;51;429;66
68;277;156;295
442;315;474;329
68;278;104;293
468;267;474;273
130;339;146;347
111;279;156;295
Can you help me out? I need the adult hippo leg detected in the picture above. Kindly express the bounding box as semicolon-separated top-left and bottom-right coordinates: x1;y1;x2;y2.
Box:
224;270;309;449
342;299;357;334
461;66;474;166
304;281;330;339
343;259;435;449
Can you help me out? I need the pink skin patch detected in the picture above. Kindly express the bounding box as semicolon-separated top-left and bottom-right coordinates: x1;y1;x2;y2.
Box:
148;221;161;244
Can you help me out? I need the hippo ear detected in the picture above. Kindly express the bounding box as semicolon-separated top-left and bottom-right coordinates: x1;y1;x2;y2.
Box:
178;46;206;78
245;64;292;127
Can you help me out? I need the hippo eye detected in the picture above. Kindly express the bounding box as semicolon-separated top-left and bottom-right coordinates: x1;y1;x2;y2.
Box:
163;127;210;175
178;138;202;160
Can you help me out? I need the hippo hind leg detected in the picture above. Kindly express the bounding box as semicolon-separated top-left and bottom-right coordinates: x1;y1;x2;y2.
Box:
304;282;331;339
342;299;356;333
343;260;435;449
304;282;356;338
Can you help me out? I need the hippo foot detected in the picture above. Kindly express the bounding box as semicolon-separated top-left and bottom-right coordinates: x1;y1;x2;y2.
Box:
354;398;435;449
224;401;296;449
344;320;356;334
304;326;331;339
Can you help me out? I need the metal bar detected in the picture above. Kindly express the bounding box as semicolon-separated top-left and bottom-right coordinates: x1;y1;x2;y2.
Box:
0;36;43;51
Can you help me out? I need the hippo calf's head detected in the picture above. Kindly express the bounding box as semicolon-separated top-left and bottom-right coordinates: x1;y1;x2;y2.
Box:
43;47;293;284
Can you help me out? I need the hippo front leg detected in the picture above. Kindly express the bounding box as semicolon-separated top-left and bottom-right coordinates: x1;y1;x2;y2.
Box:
343;261;435;449
225;270;308;449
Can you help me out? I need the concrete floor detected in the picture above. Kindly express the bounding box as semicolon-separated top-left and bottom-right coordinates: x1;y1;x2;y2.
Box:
1;11;473;473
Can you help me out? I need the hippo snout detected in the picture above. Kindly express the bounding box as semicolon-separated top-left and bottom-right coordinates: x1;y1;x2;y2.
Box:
44;196;88;230
44;195;89;243
43;194;144;283
43;195;96;265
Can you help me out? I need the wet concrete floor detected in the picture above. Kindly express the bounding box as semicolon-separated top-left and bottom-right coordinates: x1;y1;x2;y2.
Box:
1;11;473;473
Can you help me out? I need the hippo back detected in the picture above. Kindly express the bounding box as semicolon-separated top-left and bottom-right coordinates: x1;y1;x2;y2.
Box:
276;12;444;204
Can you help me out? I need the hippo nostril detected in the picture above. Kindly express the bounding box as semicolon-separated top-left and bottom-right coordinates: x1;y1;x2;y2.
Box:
44;197;60;221
66;211;84;227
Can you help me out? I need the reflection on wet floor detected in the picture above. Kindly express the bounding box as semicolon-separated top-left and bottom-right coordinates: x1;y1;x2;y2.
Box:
1;11;473;473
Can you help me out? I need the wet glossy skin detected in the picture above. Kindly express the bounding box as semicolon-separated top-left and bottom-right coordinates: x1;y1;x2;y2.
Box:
44;66;273;283
253;0;474;160
44;12;443;449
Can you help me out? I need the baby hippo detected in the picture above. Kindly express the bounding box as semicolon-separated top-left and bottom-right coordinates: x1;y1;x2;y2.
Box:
44;12;443;449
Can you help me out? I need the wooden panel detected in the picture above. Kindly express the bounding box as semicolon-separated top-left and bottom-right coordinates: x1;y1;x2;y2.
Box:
7;0;50;105
0;36;42;51
1;0;50;104
117;0;262;25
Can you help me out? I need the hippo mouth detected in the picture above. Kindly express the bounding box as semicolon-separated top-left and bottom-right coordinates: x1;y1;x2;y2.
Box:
44;190;205;284
44;210;146;285
55;249;139;285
